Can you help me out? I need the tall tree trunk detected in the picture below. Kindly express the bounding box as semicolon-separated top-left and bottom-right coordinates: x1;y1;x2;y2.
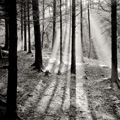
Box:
6;0;18;119
21;0;23;50
58;0;63;75
3;0;9;50
80;0;83;62
71;0;76;74
111;0;120;88
24;0;27;51
60;0;62;63
42;0;45;48
27;0;32;53
32;0;43;71
52;0;56;48
88;1;91;58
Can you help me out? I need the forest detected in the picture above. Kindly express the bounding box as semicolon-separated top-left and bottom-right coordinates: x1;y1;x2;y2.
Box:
0;0;120;120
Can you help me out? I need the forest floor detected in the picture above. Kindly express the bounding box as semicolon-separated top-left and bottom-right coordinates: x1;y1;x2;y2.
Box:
1;9;120;120
0;48;120;120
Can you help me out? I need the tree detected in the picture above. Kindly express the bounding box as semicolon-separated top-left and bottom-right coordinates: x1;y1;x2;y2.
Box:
111;0;120;88
21;0;23;50
80;0;84;62
27;0;32;53
3;0;9;50
32;0;43;71
71;0;76;74
42;0;45;48
24;0;27;51
52;0;56;48
58;0;63;75
6;0;18;119
88;0;92;58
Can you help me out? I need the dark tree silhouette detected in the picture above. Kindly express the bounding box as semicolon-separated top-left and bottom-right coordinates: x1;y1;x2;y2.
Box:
58;0;63;75
32;0;43;71
111;0;120;88
27;0;32;53
71;0;76;74
21;0;23;50
24;0;27;51
6;0;18;119
52;0;56;48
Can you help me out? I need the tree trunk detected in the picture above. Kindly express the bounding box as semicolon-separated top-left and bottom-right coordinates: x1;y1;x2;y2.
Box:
80;0;83;62
21;0;23;50
24;0;27;51
71;0;76;74
27;0;32;53
52;0;56;48
42;0;45;48
58;0;63;75
60;0;62;64
88;1;92;58
3;0;9;50
32;0;43;71
6;0;18;119
111;0;120;88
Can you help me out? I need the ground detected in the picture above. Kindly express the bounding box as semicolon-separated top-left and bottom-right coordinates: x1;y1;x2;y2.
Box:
0;48;120;120
0;9;120;120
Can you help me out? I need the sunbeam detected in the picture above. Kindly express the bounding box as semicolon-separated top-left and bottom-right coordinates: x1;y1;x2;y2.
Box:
90;10;111;67
36;77;57;114
19;80;44;113
75;20;93;119
45;28;60;72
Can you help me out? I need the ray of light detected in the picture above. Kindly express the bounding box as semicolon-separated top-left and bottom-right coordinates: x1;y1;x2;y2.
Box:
18;80;44;112
90;11;111;66
45;28;60;72
36;77;57;114
75;15;93;119
46;78;65;115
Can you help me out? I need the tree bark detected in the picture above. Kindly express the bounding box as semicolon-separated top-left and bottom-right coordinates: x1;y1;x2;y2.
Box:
21;0;23;50
32;0;43;71
27;0;32;53
80;0;83;62
6;0;18;119
88;1;92;58
3;0;9;50
52;0;56;48
42;0;45;48
24;0;27;51
71;0;76;74
60;0;62;64
111;0;120;88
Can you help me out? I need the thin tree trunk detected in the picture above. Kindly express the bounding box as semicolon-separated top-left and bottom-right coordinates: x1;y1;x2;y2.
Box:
58;0;63;75
52;0;56;48
24;0;27;51
27;0;32;53
88;1;92;58
3;0;9;50
60;0;62;64
80;0;83;62
6;0;18;119
71;0;76;74
42;0;45;48
21;0;23;50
